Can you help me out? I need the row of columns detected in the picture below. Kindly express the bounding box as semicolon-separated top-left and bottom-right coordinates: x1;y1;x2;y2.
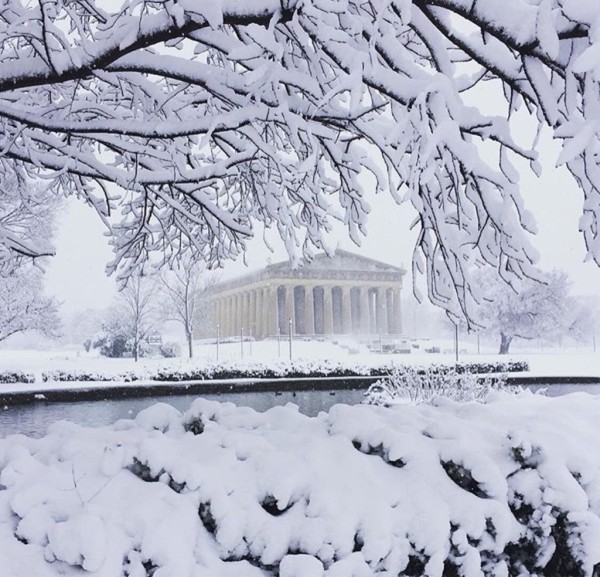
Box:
213;283;402;338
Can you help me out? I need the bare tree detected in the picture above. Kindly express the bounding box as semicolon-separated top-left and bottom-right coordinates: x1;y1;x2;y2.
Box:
2;2;600;322
119;275;158;362
0;267;60;343
159;258;218;359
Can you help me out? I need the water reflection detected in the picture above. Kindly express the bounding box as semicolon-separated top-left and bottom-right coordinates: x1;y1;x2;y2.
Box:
2;383;600;439
0;389;366;438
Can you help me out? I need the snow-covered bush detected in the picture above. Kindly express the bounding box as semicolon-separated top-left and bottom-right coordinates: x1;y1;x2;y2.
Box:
90;317;131;359
2;395;600;577
159;342;181;358
365;365;512;406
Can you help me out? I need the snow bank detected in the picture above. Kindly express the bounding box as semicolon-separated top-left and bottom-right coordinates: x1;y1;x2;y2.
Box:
1;393;600;576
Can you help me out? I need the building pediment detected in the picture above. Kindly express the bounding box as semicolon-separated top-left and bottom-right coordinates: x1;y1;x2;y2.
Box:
267;250;404;275
209;250;405;296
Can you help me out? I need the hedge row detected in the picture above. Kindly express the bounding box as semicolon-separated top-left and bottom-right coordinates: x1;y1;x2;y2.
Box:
0;371;35;384
0;360;528;384
151;360;529;382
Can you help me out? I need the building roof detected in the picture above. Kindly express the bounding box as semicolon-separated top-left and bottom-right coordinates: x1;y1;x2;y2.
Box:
208;250;406;295
265;249;405;275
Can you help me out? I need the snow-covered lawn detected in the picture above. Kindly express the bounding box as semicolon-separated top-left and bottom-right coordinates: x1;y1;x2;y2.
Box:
1;341;599;395
1;392;600;577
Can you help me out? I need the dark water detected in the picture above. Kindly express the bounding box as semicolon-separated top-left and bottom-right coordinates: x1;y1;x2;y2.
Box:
2;383;600;439
0;388;366;438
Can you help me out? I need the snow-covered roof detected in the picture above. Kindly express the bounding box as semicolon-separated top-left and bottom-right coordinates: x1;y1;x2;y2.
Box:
209;250;406;295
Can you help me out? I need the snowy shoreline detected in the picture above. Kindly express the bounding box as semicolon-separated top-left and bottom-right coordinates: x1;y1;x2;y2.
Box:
4;373;600;407
0;375;381;405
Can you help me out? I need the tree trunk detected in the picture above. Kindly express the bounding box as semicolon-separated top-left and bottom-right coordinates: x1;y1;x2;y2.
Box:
499;333;513;354
187;330;193;359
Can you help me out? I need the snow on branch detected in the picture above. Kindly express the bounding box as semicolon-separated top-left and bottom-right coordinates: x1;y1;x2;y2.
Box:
1;0;600;323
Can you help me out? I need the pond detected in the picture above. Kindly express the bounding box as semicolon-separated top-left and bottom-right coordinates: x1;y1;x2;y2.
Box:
2;381;600;438
0;388;367;438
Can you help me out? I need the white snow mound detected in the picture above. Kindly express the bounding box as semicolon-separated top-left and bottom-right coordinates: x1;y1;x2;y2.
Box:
1;392;600;576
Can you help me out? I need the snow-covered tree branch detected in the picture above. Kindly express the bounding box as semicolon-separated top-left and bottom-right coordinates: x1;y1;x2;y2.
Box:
0;267;61;342
2;1;600;323
0;165;59;272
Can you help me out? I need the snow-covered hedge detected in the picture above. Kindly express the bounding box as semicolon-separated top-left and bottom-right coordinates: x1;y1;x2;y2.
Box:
1;393;599;576
24;360;529;384
0;371;35;384
152;360;528;382
39;369;140;383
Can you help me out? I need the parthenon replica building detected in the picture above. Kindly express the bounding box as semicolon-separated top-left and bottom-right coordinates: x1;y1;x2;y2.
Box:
203;250;405;339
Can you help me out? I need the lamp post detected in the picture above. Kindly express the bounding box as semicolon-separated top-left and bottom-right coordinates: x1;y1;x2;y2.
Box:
454;323;459;363
241;326;244;359
288;317;293;360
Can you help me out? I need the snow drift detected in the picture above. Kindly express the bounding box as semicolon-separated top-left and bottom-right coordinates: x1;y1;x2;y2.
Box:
1;392;600;576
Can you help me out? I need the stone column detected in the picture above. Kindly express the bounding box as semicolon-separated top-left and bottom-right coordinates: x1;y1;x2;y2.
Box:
368;289;376;333
230;295;240;336
285;285;295;334
393;286;402;334
255;288;263;338
227;295;233;337
248;290;255;337
376;287;387;334
323;286;333;334
305;285;315;335
341;285;352;334
386;288;394;334
267;286;278;337
239;292;244;333
231;294;237;336
221;297;227;337
226;295;233;337
238;292;245;335
249;291;255;335
243;292;251;333
359;287;370;334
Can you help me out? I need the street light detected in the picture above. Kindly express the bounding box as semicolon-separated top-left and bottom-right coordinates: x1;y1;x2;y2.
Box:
454;323;459;363
288;317;293;360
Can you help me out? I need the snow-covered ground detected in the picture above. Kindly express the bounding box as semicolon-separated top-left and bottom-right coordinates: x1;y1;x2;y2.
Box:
2;343;600;575
2;393;600;577
0;339;598;395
